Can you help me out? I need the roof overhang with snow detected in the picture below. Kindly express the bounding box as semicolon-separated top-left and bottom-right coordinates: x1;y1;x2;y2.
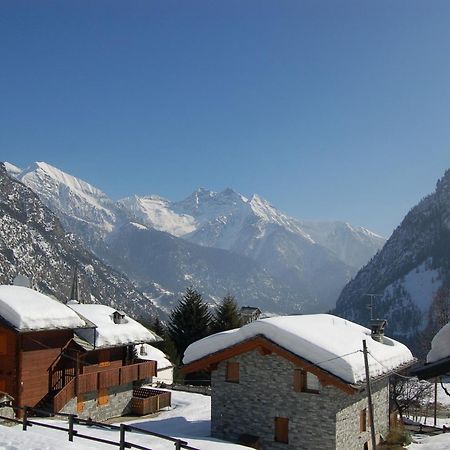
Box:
0;285;87;332
182;314;415;387
181;334;359;394
412;357;450;380
67;301;160;349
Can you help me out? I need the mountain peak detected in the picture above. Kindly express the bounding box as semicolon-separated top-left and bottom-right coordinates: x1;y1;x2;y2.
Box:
3;162;22;177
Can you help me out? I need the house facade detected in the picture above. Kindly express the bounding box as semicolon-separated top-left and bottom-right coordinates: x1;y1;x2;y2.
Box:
0;285;160;420
182;314;414;450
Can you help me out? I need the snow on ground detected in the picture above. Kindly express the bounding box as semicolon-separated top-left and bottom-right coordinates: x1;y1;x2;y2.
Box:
0;285;86;331
410;433;450;450
0;391;247;450
183;314;414;384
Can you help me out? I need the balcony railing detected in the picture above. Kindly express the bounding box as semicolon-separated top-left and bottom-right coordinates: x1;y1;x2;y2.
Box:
53;361;157;413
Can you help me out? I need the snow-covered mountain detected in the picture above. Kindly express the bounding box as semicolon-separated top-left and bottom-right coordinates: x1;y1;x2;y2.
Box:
334;168;450;349
0;163;159;321
6;161;385;313
16;162;123;252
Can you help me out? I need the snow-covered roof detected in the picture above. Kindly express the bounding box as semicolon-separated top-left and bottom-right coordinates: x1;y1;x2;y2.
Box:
68;301;159;349
135;343;173;370
183;314;414;384
427;322;450;363
0;285;86;331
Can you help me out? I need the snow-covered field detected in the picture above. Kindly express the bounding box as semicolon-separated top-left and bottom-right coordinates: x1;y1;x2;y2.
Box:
2;389;450;449
0;391;247;450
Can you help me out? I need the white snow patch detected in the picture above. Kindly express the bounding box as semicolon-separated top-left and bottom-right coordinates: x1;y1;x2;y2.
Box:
427;322;450;363
383;259;441;312
4;161;22;177
0;285;86;331
183;314;414;384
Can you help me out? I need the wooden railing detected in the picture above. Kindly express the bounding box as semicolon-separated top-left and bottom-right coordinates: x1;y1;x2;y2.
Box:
53;361;157;412
53;377;76;413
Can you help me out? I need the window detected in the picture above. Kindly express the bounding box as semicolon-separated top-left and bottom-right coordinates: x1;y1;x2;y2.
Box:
98;387;109;406
293;368;306;392
98;349;110;367
0;332;7;355
360;408;367;432
226;362;239;383
274;417;289;444
293;369;319;393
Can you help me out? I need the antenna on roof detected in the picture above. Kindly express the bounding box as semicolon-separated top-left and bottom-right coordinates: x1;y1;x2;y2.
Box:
364;293;382;320
69;265;81;303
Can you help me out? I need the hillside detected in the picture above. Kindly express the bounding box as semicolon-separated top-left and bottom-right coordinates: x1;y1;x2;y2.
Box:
334;169;450;349
0;163;159;321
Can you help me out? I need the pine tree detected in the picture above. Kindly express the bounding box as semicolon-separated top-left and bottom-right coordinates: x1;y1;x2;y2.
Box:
168;287;212;358
211;294;242;334
150;316;166;339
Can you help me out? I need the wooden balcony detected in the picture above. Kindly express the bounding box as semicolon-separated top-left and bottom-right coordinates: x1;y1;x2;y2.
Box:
53;361;157;413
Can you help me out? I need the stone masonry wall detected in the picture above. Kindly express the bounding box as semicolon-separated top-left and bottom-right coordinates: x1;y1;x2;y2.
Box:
211;350;390;450
335;379;389;450
60;383;134;422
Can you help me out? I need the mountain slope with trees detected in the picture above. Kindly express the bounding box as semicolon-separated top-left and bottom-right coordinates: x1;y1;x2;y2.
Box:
334;169;450;352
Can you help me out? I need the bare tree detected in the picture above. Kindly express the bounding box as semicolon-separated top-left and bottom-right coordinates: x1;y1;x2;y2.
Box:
390;376;433;420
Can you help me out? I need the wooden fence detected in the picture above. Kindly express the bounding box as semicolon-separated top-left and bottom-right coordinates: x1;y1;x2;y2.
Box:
0;405;200;450
53;361;157;413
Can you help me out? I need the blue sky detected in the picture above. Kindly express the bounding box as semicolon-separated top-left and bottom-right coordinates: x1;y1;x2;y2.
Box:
1;1;450;236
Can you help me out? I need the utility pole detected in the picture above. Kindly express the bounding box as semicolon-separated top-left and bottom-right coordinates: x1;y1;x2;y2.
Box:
363;340;377;450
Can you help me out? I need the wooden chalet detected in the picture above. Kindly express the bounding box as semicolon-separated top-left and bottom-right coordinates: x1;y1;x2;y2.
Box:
0;285;160;419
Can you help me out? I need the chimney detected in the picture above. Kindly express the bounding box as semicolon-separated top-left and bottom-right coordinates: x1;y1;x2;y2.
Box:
369;319;387;342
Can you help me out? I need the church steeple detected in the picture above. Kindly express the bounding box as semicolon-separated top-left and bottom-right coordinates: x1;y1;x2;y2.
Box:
69;265;80;303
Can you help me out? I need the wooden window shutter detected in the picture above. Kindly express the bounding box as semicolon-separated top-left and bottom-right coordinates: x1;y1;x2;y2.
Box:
360;408;367;432
226;362;239;382
98;349;110;367
77;393;84;412
98;387;109;406
293;369;307;392
274;417;289;443
0;332;7;355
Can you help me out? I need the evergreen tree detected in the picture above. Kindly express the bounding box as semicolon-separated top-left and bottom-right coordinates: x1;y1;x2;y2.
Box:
211;294;242;333
150;316;166;339
168;287;212;358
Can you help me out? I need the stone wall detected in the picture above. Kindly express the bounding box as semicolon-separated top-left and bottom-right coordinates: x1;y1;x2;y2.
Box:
60;383;135;422
0;405;15;424
211;350;390;450
335;379;389;450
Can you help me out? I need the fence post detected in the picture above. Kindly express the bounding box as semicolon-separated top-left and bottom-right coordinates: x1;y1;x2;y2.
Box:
174;439;181;450
68;414;74;442
119;424;126;450
22;407;28;431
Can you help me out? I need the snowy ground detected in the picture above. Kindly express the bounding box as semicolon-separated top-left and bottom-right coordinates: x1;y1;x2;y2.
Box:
0;391;247;450
409;433;450;450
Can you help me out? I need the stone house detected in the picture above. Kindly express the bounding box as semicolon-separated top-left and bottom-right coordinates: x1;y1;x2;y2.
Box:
182;314;415;450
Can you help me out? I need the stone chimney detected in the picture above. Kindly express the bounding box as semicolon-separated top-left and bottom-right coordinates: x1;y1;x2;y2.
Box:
369;319;387;342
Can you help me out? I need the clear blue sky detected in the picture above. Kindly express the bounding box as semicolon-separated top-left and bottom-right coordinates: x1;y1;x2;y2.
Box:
1;1;450;237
